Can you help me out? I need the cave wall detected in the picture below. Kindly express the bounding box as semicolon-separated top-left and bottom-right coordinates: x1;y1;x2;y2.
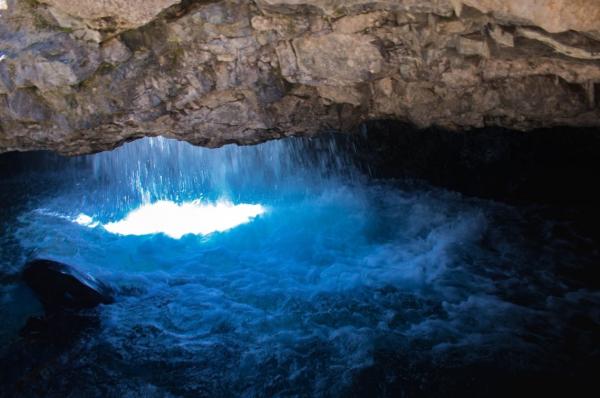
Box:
353;122;600;205
1;0;600;154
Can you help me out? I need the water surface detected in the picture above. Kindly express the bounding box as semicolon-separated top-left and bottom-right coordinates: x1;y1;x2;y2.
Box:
0;136;598;397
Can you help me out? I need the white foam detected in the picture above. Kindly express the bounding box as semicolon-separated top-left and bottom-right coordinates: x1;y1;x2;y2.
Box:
84;200;266;239
74;213;99;228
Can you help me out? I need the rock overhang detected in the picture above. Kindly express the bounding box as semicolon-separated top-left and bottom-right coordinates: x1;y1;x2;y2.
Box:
0;0;599;155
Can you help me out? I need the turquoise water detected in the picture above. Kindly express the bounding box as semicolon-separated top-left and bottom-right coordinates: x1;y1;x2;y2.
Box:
0;136;598;396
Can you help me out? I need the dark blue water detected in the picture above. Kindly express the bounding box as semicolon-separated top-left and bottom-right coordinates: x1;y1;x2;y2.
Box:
0;136;598;397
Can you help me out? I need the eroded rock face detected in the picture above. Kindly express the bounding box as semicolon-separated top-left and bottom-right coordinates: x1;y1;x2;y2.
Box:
280;33;384;85
461;0;600;34
1;0;599;154
40;0;181;33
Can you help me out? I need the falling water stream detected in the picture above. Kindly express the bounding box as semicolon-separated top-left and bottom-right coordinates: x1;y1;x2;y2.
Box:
0;135;598;396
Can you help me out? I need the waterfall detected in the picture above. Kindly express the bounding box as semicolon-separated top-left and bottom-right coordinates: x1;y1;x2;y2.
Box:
55;135;360;236
84;135;358;213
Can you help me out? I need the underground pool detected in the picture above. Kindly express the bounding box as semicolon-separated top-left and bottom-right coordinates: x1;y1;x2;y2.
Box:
0;133;598;397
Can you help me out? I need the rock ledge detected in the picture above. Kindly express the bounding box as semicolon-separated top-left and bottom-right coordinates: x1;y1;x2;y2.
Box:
1;0;599;154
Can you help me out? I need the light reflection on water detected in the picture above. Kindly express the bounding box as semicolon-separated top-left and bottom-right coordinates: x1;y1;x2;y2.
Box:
78;200;266;239
0;136;598;396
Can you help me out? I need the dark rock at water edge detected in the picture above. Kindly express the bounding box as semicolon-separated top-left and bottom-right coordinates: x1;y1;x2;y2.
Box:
0;261;113;397
0;312;101;397
23;259;114;312
352;121;600;206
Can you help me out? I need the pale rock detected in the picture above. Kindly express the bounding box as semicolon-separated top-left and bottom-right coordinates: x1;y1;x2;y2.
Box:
450;0;463;17
457;36;490;58
483;58;600;85
488;25;514;48
13;55;79;91
255;0;454;17
438;20;466;35
7;89;50;122
251;16;276;31
288;33;383;86
40;0;181;31
73;29;102;44
251;15;309;37
45;4;84;29
275;41;298;80
462;0;600;34
333;12;389;34
318;85;364;106
441;64;481;86
101;38;132;65
375;78;394;97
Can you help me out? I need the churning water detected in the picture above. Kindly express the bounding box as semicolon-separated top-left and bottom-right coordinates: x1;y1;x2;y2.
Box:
0;135;598;397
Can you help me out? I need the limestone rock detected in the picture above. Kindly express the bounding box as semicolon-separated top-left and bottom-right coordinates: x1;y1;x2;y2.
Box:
488;25;514;48
12;55;79;91
457;36;490;58
462;0;600;34
6;89;51;122
255;0;454;17
0;0;599;154
0;73;7;94
40;0;181;31
318;85;364;106
101;38;132;65
333;12;390;34
284;34;384;86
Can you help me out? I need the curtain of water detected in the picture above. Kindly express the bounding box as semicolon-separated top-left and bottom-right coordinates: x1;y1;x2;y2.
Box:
82;135;361;220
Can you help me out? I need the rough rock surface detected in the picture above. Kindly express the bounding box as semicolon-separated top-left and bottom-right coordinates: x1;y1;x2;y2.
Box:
1;0;599;154
40;0;181;32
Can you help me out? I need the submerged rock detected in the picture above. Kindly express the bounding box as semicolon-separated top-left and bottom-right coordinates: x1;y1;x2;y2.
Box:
23;259;114;311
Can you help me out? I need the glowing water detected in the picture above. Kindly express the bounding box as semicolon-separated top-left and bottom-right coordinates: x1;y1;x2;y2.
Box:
0;136;598;396
78;201;266;238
